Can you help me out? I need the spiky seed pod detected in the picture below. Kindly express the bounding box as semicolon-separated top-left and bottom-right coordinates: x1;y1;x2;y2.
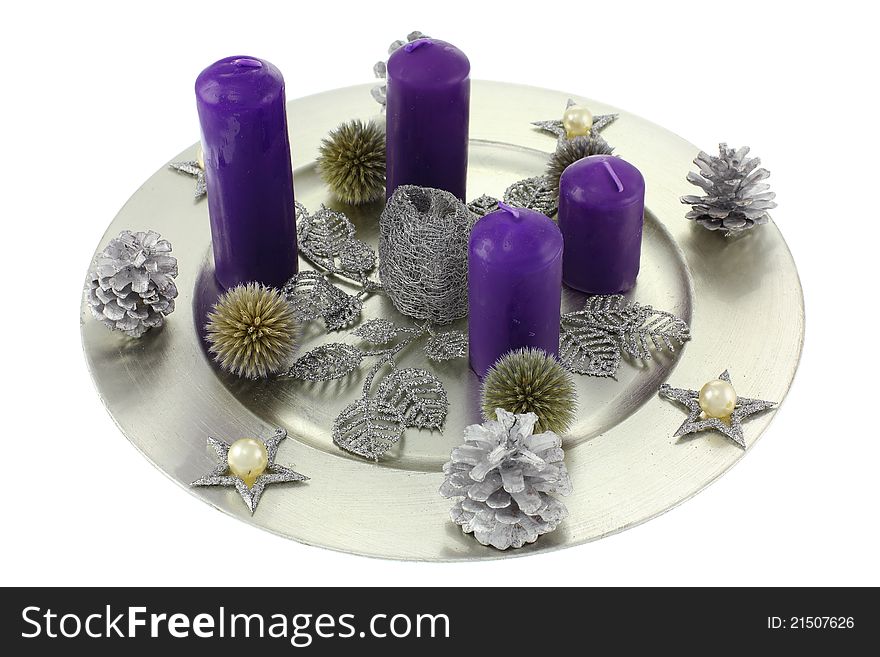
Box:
546;135;615;195
681;143;777;236
440;408;572;550
85;230;178;338
481;348;577;434
205;283;298;379
317;120;386;205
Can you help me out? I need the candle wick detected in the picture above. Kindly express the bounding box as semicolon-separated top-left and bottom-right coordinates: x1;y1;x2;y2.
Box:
404;39;433;53
498;201;521;219
602;160;625;193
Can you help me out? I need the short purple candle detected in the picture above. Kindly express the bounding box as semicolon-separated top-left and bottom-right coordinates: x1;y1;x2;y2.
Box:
385;39;470;201
196;56;298;290
468;203;563;377
558;155;646;294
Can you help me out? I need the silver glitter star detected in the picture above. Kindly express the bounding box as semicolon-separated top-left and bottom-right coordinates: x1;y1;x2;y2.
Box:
659;370;776;449
532;98;618;139
169;160;207;199
191;428;308;513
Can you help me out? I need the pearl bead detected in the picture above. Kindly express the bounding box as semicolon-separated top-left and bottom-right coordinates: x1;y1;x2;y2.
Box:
227;438;268;487
699;379;737;419
197;145;205;170
562;105;594;138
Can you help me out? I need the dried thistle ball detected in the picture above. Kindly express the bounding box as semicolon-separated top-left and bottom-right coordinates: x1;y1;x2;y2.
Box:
481;348;577;434
317;119;386;205
546;135;615;195
205;282;298;379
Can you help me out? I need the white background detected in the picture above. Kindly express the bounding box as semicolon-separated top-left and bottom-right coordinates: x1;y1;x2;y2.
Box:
3;0;877;586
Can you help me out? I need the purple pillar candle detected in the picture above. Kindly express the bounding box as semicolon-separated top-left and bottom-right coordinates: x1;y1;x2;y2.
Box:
196;56;298;290
468;203;563;377
385;39;470;201
558;154;645;294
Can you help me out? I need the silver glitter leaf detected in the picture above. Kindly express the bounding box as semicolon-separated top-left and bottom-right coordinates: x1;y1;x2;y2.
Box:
558;325;620;378
503;175;558;217
283;271;342;322
288;343;364;381
353;318;407;345
322;295;363;332
338;239;377;274
332;396;406;460
424;330;468;362
659;370;776;449
376;367;448;431
577;295;690;361
296;203;378;285
282;271;363;332
467;194;501;219
298;205;356;262
560;295;690;377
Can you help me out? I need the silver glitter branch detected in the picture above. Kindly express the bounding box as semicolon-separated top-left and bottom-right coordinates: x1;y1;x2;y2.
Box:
287;318;466;460
283;203;381;333
560;295;691;377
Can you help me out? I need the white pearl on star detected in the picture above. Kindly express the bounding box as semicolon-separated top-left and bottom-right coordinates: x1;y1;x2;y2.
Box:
227;438;268;487
562;105;594;138
698;379;737;419
197;145;205;170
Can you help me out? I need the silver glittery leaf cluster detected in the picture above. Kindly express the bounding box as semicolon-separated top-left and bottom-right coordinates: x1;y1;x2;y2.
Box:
440;409;571;550
659;370;776;448
288;319;466;460
681;144;777;236
85;230;178;338
169;160;206;199
371;31;430;106
296;202;379;291
282;271;363;333
532;98;618;140
190;429;308;514
379;186;474;325
282;202;381;333
560;295;691;377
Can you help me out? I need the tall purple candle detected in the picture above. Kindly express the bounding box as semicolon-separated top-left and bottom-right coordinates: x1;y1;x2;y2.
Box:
385;39;470;201
558;154;645;294
196;56;298;290
468;203;563;377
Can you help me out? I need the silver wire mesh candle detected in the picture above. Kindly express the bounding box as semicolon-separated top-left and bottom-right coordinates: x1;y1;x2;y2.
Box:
378;185;473;324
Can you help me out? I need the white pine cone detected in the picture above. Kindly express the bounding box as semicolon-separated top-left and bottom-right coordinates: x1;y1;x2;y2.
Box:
440;408;571;550
681;143;777;235
85;230;178;338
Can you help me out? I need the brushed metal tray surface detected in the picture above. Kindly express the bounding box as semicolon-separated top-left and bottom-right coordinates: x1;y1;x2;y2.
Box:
80;81;804;561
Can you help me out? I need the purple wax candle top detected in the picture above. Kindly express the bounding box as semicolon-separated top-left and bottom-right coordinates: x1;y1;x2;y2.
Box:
558;154;645;294
196;56;298;290
385;39;470;201
468;203;564;377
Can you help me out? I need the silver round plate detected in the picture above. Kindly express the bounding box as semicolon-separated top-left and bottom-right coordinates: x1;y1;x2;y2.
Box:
80;82;804;561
